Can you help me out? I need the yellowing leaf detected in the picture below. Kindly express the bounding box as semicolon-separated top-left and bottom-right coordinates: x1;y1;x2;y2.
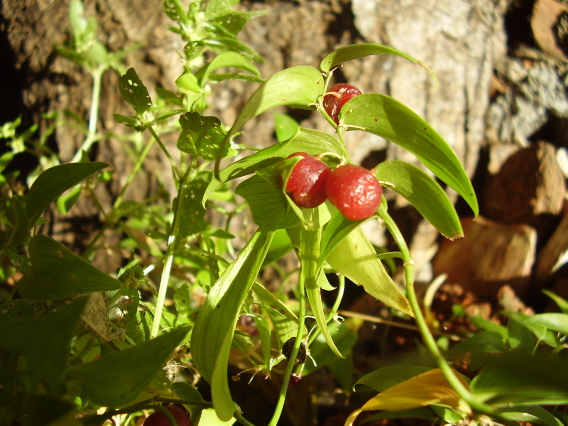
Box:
345;369;469;426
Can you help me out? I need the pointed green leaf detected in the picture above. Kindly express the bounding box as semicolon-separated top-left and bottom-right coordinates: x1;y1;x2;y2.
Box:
341;94;478;216
320;43;437;87
195;51;260;86
0;297;88;386
375;161;463;239
471;353;568;406
206;127;345;204
191;218;278;421
176;72;202;93
215;66;325;174
526;313;568;335
235;175;300;230
1;197;30;250
204;0;240;18
69;326;189;407
300;212;344;359
326;226;414;317
178;112;229;160
26;162;108;225
119;68;152;115
18;235;122;300
319;209;366;271
252;281;303;347
355;365;433;392
177;172;210;238
274;113;300;143
162;0;190;26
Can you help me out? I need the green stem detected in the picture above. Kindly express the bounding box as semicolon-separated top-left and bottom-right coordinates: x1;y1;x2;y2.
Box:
150;163;196;338
147;125;181;180
71;67;104;163
378;201;516;424
268;243;308;426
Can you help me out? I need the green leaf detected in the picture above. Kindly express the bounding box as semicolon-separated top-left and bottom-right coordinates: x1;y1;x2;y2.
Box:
507;312;559;348
0;297;87;387
57;183;82;214
1;197;30;250
70;326;189;407
500;406;564;426
235;175;300;230
119;68;152;115
300;211;344;359
18;235;122;300
274;113;300;143
447;331;506;359
191;218;278;421
340;94;478;217
261;228;294;268
354;365;433;392
171;382;205;404
320;43;437;87
246;313;272;371
471;353;568;406
177;171;210;237
113;113;141;128
178;112;229;160
303;320;358;375
319;209;366;272
195;51;260;86
375;161;463;239
526;313;568;335
162;0;190;27
215;66;325;174
326;226;414;317
26;162;108;226
252;281;303;347
175;72;202;93
542;290;568;313
204;0;240;18
206;127;345;204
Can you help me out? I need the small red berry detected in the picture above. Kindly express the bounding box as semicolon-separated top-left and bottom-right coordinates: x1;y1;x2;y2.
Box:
326;164;382;221
322;83;362;124
144;405;192;426
285;152;331;208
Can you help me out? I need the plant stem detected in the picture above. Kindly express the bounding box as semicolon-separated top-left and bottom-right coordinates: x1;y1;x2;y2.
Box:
71;66;103;163
150;164;195;338
378;201;516;424
147;125;181;180
268;240;308;426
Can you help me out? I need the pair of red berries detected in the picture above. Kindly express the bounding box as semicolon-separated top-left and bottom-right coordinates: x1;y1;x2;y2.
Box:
285;152;382;221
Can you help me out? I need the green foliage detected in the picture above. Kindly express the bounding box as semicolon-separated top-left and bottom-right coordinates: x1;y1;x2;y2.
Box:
3;0;565;425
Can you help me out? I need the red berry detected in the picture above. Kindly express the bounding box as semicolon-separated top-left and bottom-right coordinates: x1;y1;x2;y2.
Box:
326;164;382;221
322;83;362;124
285;152;331;208
144;405;192;426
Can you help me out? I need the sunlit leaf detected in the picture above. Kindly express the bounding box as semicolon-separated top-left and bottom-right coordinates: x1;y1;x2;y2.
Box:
320;43;437;87
178;112;229;160
119;68;152;115
205;127;344;204
345;369;468;426
526;313;568;335
26;162;108;226
177;171;210;238
375;161;462;239
191;216;279;421
69;326;189;407
235;175;300;230
18;235;121;300
274;113;300;143
195;51;260;86
326;226;413;317
340;94;478;217
215;66;325;174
